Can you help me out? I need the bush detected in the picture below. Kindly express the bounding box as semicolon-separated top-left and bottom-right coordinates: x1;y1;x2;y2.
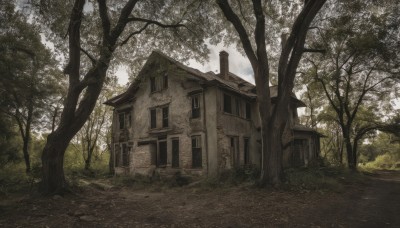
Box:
284;167;346;192
360;153;400;170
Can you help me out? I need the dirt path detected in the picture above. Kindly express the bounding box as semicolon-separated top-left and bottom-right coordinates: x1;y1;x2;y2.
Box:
0;170;399;227
292;170;400;227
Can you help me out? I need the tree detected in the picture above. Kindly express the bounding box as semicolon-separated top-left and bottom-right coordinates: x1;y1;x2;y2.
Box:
31;0;215;194
216;0;326;185
303;0;400;170
0;2;63;173
72;77;121;171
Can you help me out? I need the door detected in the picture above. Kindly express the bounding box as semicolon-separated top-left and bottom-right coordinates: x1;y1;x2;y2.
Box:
158;141;167;167
230;136;239;167
172;138;179;168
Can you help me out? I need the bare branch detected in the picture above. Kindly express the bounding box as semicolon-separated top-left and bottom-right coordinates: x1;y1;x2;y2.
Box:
80;47;96;64
303;48;326;54
127;17;186;29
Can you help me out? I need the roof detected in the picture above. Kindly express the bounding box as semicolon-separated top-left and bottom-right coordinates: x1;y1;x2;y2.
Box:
293;124;326;137
105;50;305;107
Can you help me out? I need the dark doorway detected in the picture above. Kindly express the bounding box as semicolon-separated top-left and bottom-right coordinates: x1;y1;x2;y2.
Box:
292;139;307;167
158;141;167;167
172;138;179;168
230;136;239;167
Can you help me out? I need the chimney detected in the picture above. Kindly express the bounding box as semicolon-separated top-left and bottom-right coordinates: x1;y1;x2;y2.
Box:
219;51;229;80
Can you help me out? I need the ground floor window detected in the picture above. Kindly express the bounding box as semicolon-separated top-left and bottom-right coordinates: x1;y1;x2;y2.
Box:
244;137;250;165
192;136;202;168
114;143;130;167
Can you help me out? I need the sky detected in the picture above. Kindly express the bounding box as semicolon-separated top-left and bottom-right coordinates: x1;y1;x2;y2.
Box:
116;43;254;85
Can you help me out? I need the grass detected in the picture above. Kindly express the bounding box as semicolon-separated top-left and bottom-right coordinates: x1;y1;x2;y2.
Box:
284;166;367;193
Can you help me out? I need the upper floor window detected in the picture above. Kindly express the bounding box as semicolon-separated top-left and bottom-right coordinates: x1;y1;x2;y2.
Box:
118;111;131;129
150;109;156;129
150;106;169;129
192;135;202;168
223;93;232;114
192;95;200;118
245;102;251;120
150;73;168;93
162;106;169;128
234;98;241;116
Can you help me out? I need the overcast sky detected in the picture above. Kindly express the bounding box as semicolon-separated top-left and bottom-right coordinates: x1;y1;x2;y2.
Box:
116;44;254;85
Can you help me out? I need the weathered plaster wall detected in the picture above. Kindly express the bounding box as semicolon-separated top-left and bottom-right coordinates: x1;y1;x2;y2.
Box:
216;90;260;171
127;56;209;175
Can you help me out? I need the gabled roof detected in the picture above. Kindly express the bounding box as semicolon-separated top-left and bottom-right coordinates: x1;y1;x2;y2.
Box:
105;50;305;107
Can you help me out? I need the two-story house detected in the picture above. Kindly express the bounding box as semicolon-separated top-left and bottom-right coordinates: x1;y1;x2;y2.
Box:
105;50;323;176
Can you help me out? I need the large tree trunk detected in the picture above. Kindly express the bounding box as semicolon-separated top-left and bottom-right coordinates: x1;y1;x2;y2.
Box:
40;133;71;194
22;137;31;173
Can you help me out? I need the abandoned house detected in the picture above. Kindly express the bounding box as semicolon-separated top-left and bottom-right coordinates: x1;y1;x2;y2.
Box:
105;50;323;176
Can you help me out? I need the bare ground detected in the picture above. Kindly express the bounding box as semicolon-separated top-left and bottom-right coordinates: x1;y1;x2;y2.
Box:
0;170;399;228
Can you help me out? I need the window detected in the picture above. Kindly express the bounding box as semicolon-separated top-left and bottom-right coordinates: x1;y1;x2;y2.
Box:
118;110;132;129
223;93;232;113
150;73;168;93
172;138;179;168
162;106;169;128
114;144;121;167
150;77;156;92
245;102;251;120
230;136;239;167
192;136;202;168
150;109;156;129
163;73;168;89
192;95;200;118
114;144;129;167
244;138;250;165
122;144;130;167
119;113;125;130
234;98;241;116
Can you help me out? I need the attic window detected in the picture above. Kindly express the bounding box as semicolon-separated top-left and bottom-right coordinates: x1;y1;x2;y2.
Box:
150;73;168;93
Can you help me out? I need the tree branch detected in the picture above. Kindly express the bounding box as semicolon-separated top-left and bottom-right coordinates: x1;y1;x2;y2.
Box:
216;0;257;69
80;47;96;64
303;48;326;54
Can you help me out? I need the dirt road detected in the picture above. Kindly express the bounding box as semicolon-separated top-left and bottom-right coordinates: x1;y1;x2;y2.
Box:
1;170;399;227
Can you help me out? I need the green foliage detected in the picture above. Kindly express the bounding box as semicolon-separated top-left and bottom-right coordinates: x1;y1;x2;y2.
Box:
359;133;400;170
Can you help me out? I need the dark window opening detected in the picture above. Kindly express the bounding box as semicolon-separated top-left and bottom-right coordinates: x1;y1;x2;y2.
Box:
150;77;156;92
150;109;156;129
162;106;169;128
192;136;202;168
244;138;250;165
122;144;130;167
114;144;121;167
230;136;239;167
119;113;125;129
150;73;168;93
163;73;168;89
158;141;167;167
234;98;241;116
245;102;251;120
223;94;232;113
172;138;179;168
192;95;200;118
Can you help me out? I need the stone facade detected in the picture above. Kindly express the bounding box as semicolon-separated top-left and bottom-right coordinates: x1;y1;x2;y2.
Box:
105;51;322;177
